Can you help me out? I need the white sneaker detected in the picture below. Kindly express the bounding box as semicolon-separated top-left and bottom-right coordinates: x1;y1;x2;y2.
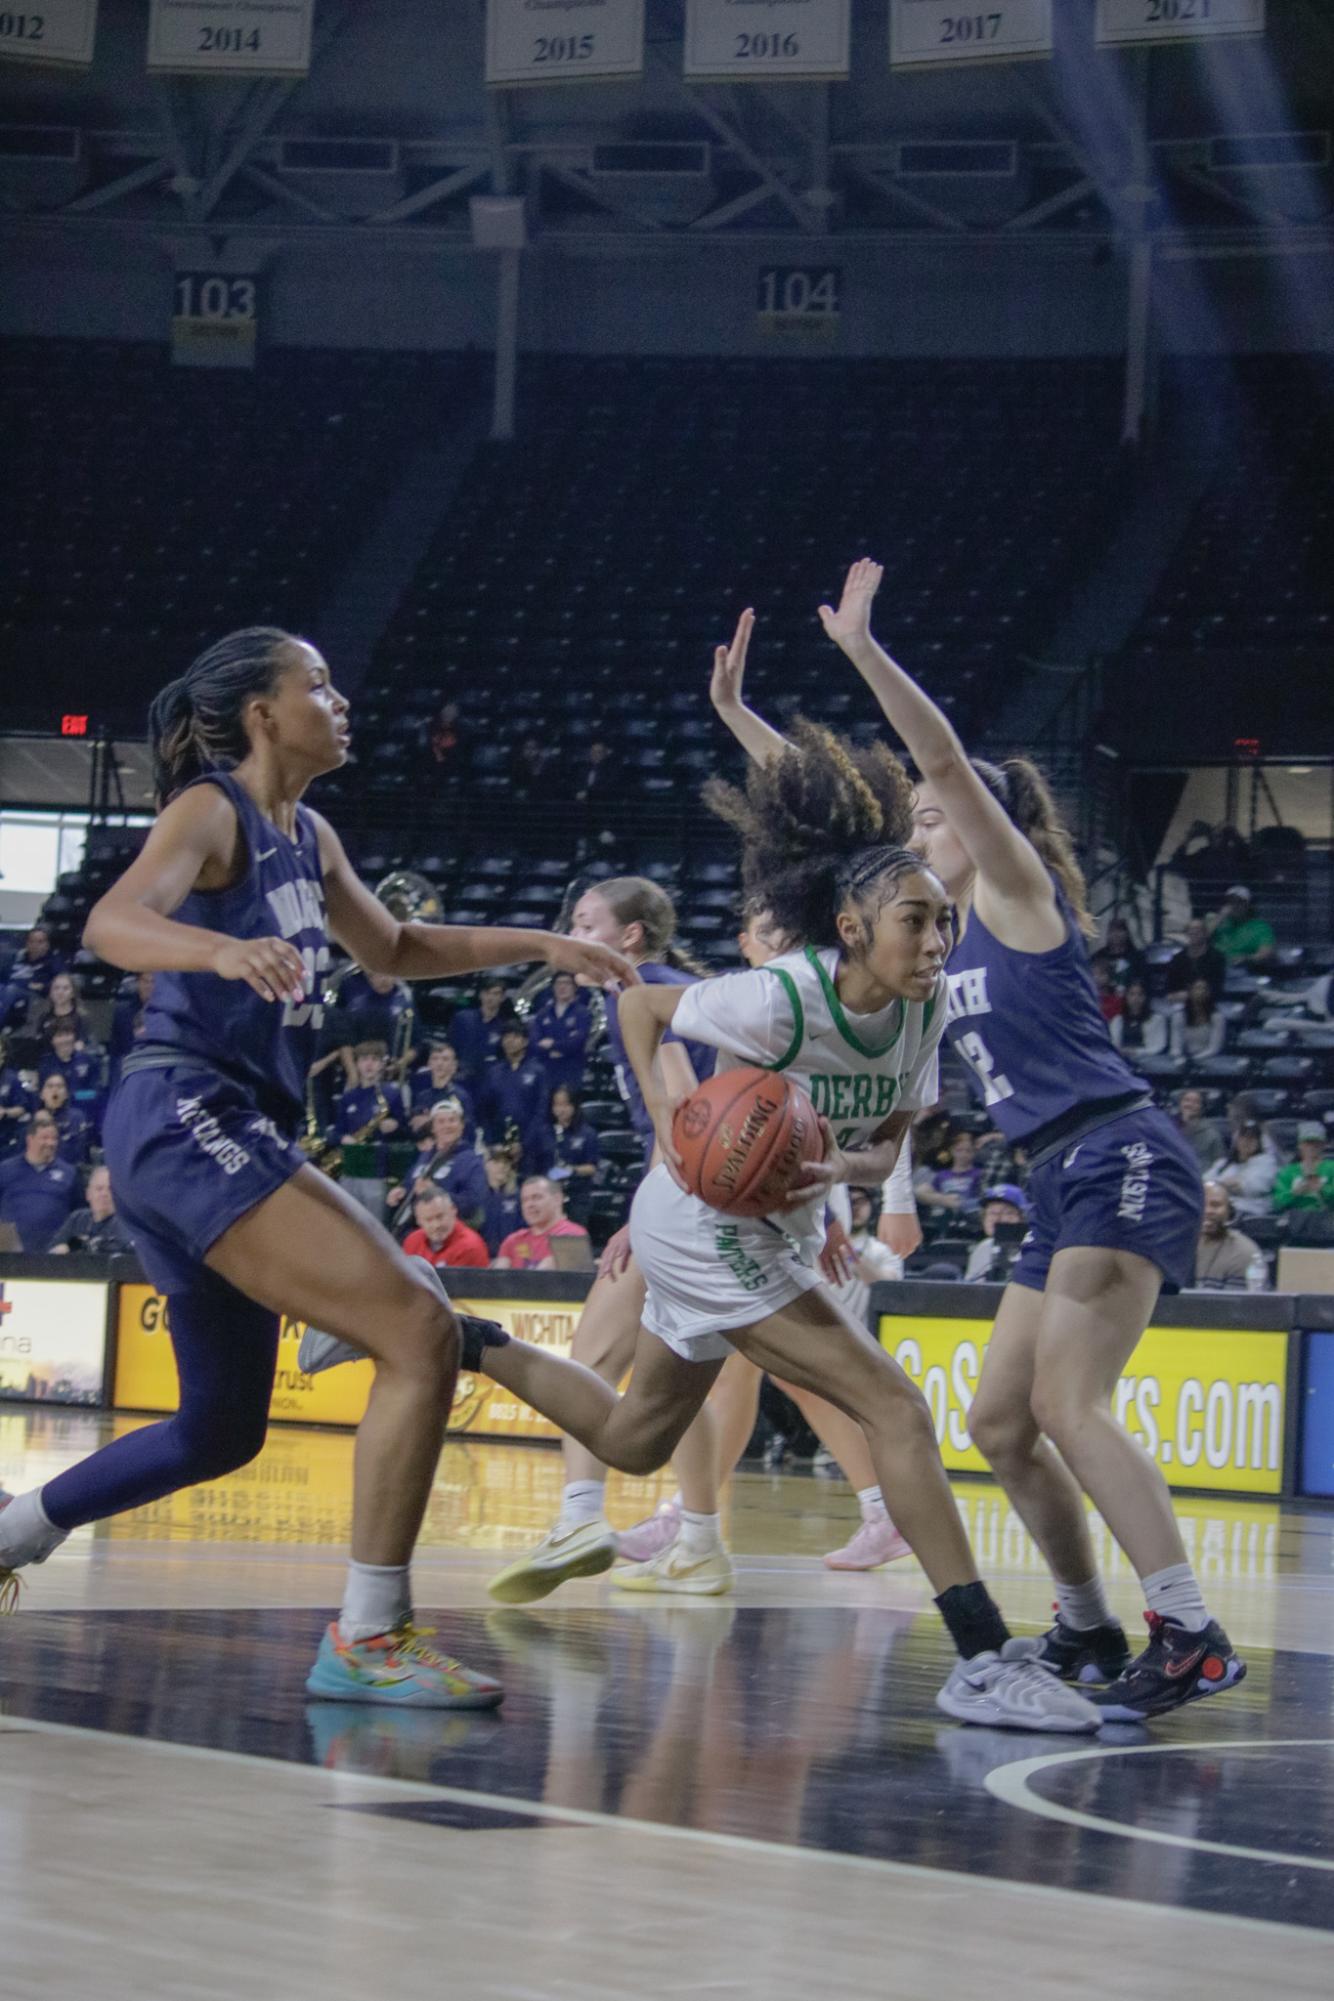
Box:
298;1325;361;1376
935;1640;1100;1733
487;1520;618;1606
611;1541;735;1596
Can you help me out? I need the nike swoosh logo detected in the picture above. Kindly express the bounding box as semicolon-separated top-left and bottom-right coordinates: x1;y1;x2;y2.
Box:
1164;1644;1208;1679
255;847;278;862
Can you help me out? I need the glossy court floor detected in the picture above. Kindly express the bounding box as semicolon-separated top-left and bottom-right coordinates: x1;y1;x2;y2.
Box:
2;1408;1332;2000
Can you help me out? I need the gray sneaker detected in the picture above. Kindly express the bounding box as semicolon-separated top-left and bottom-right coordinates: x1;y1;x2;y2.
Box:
297;1325;362;1377
936;1639;1101;1733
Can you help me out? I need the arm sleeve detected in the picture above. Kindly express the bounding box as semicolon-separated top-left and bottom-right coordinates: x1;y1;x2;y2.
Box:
881;1137;916;1216
670;967;797;1069
896;989;949;1114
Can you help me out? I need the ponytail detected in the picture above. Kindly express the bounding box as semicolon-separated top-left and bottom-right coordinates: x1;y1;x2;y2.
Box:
972;756;1095;937
594;876;710;977
149;625;298;807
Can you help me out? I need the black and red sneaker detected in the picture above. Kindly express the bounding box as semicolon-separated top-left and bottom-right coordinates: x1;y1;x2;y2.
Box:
1090;1611;1246;1722
1029;1610;1131;1686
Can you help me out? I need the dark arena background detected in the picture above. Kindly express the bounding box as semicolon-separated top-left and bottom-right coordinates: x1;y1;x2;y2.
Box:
1;5;1334;1997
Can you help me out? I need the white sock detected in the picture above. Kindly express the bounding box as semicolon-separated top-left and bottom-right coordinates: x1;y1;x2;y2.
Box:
339;1560;411;1643
1142;1561;1209;1634
677;1509;723;1557
0;1487;67;1568
1055;1575;1113;1633
857;1484;889;1525
558;1480;607;1532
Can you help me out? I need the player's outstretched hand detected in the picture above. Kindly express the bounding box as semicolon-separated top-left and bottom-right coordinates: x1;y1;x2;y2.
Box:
709;607;755;714
598;1224;634;1281
818;558;883;657
212;936;308;1005
545;935;641;989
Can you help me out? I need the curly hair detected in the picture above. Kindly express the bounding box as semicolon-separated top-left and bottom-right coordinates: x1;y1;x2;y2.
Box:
705;719;925;949
972;757;1095;937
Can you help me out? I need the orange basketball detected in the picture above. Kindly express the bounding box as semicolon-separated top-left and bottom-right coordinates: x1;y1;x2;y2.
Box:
672;1067;824;1219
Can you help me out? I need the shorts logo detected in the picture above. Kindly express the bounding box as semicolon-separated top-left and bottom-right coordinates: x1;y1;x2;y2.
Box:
177;1096;251;1177
1118;1140;1154;1224
246;1114;289;1149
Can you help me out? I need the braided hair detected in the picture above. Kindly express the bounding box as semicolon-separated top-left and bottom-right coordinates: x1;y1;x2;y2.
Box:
705;718;926;950
148;626;301;807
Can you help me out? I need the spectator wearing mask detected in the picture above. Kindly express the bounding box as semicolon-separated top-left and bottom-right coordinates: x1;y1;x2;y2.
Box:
1089;952;1123;1024
915;1126;983;1219
49;1165;132;1256
1173;977;1226;1061
529;1085;601;1223
480;1147;522;1256
528;973;592;1096
0;1052;34;1159
480;1022;549;1158
39;1023;103;1116
1110;978;1168;1055
1195;1181;1267;1291
1208;1121;1278;1221
1272;1122;1334;1214
407;1039;475;1141
1101;917;1146;991
492;1175;589;1272
0;925;62;1031
401;1185;489;1270
389;1098;488;1230
450;978;511;1081
0;1112;79;1249
1208;887;1276;970
1165;918;1227;1005
1174;1088;1225;1176
963;1184;1033;1283
36;1072;92;1168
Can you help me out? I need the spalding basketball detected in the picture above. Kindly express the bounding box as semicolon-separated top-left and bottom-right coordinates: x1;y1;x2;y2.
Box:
672;1067;824;1219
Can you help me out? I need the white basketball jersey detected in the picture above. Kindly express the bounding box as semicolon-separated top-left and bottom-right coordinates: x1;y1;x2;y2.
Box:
671;946;946;1259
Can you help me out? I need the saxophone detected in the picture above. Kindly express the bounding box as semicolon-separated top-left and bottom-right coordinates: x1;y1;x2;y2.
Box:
299;1070;344;1178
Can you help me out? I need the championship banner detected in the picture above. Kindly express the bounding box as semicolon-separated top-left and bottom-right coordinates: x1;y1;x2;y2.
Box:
880;1314;1289;1496
147;0;314;75
0;1278;109;1407
114;1284;586;1439
1095;0;1265;48
0;0;97;66
485;0;645;86
890;1;1053;70
683;0;851;82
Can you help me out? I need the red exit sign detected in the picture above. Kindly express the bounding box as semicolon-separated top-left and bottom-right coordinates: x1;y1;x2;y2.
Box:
61;714;89;737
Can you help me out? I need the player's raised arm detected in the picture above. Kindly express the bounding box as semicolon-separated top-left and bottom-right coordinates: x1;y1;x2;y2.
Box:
84;786;308;1005
313;814;639;991
709;607;792;768
818;559;1052;917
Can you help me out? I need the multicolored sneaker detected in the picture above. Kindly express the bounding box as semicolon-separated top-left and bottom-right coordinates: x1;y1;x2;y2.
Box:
1090;1612;1246;1722
1018;1611;1131;1685
615;1499;682;1564
611;1542;734;1596
487;1520;618;1606
823;1517;912;1571
305;1621;503;1709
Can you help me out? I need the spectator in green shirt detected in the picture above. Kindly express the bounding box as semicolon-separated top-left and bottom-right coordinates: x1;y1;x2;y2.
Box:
1208;886;1275;969
1273;1122;1334;1213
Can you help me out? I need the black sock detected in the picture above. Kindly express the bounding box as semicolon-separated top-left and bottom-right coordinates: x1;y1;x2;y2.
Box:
936;1581;1010;1662
458;1314;510;1373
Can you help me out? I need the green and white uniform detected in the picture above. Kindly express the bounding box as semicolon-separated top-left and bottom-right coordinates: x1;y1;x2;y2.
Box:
629;946;946;1362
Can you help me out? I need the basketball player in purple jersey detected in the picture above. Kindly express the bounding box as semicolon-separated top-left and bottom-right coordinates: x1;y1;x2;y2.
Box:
716;563;1244;1722
0;628;635;1707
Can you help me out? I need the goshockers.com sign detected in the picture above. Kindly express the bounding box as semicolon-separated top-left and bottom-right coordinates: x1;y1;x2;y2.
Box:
114;1285;583;1439
879;1315;1289;1496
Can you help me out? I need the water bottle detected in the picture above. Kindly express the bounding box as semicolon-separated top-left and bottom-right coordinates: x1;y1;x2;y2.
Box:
1245;1249;1268;1293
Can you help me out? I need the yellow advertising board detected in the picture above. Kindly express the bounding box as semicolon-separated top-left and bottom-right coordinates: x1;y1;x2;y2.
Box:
879;1314;1289;1496
113;1284;583;1439
0;1277;109;1406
